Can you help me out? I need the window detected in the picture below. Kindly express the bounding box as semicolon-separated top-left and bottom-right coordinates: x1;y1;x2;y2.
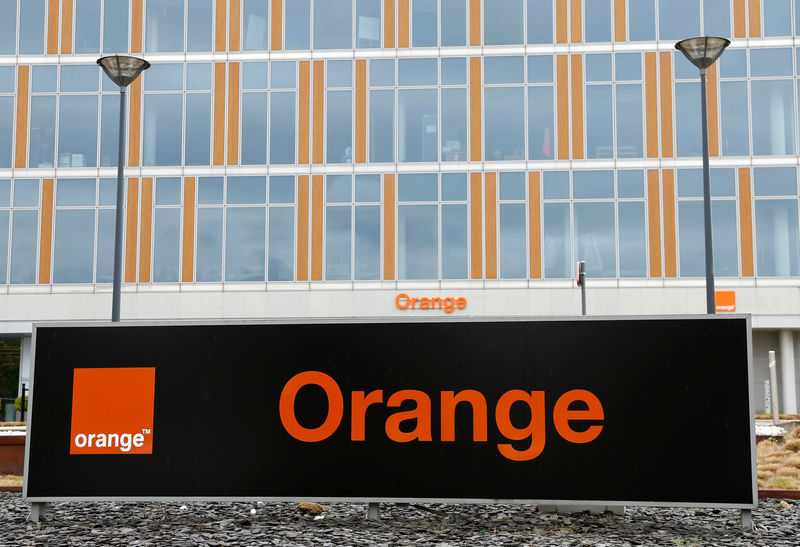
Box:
442;58;468;162
585;0;612;43
442;0;466;46
485;0;524;45
485;57;525;160
241;62;268;165
498;173;527;279
327;61;353;163
527;0;553;44
270;62;297;164
356;0;381;48
628;0;655;41
314;0;352;49
8;180;39;284
187;0;213;52
659;0;700;40
617;171;647;277
0;67;14;168
442;174;469;279
0;0;16;54
370;60;395;162
268;177;295;281
152;177;182;282
104;0;130;53
0;180;8;283
146;0;184;52
75;0;101;53
763;0;792;36
29;66;57;169
19;0;46;54
528;56;555;160
143;64;184;166
225;177;266;281
243;0;269;50
719;50;749;156
285;0;310;50
703;0;731;37
585;55;613;159
186;64;212;166
59;66;100;168
754;167;799;276
413;0;437;46
196;177;224;282
325;175;381;280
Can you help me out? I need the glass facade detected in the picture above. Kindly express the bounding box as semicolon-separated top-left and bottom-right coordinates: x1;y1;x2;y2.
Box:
0;0;799;285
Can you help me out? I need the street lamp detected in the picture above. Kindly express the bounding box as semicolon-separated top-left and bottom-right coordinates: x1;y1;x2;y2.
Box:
97;55;150;322
675;36;730;314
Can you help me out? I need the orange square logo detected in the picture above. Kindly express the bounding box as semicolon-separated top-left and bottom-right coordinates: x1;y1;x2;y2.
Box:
70;367;155;455
715;290;736;312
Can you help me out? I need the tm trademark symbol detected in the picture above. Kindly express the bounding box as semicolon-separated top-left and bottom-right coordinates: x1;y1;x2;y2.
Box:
142;428;151;434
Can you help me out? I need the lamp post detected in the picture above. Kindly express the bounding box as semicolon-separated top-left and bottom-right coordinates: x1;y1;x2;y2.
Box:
675;36;730;314
97;55;150;322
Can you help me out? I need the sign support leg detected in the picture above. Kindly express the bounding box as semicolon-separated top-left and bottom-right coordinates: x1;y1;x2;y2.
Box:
741;509;753;531
367;502;380;520
29;502;47;522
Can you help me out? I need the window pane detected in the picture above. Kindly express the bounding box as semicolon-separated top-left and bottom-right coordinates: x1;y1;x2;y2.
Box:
544;203;570;277
29;96;56;168
268;207;294;281
285;0;310;50
528;86;554;160
527;0;553;44
19;0;45;54
371;59;395;86
0;210;8;283
146;63;183;91
10;211;37;284
61;65;99;92
99;179;116;206
720;81;749;156
243;63;269;89
485;57;524;84
629;0;655;41
574;202;616;277
586;54;612;82
325;206;351;280
242;0;269;50
659;0;700;40
187;0;213;51
763;0;792;36
573;171;613;199
58;96;98;168
586;85;613;158
486;88;524;160
615;53;641;81
96;209;114;283
398;58;437;86
585;0;611;42
327;91;353;163
199;177;224;204
750;48;793;77
227;176;266;204
675;82;701;157
328;60;352;87
442;204;468;279
153;208;180;282
355;175;381;202
100;94;120;167
53;210;95;283
57;179;95;206
269;177;295;204
356;0;381;48
241;93;267;165
500;172;525;200
712;200;739;277
618;171;644;198
370;90;395;162
270;93;295;164
0;0;16;54
314;0;352;49
143;95;183;166
104;0;129;52
753;80;795;155
185;94;211;165
543;171;569;199
719;49;746;78
485;0;523;45
399;90;437;162
442;0;467;46
616;84;643;158
755;200;800;276
196;208;222;282
499;203;526;278
398;174;437;201
225;208;265;281
398;205;437;279
754;167;797;196
32;66;57;92
146;0;184;52
14;180;39;207
703;0;731;37
441;89;466;162
618;202;646;277
156;177;181;205
0;179;8;207
271;62;296;88
680;200;741;277
75;0;101;53
327;175;352;203
442;58;466;85
0;96;13;168
355;206;380;279
413;0;437;46
442;173;468;201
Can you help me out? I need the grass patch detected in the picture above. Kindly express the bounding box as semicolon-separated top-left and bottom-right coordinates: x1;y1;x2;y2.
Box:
0;422;25;427
756;414;800;420
758;426;800;490
0;475;22;487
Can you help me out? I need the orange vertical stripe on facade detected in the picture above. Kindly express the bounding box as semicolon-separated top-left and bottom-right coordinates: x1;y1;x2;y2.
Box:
529;173;542;279
733;0;747;38
738;168;755;277
662;170;677;277
229;0;241;51
298;61;310;164
215;0;227;51
659;52;674;158
227;63;240;165
470;173;483;279
469;57;482;162
384;174;396;280
355;60;367;163
271;0;283;50
748;0;761;37
213;63;226;165
125;179;140;283
297;176;310;281
14;66;29;169
614;0;626;41
182;178;196;283
570;0;582;43
571;55;584;160
556;55;569;160
47;0;59;54
127;78;142;167
313;61;324;164
399;0;410;47
131;0;143;53
644;52;659;158
556;0;568;43
385;0;395;48
647;170;662;278
707;63;720;157
485;173;497;280
38;179;54;285
311;175;323;281
61;0;74;54
139;178;153;283
470;0;481;46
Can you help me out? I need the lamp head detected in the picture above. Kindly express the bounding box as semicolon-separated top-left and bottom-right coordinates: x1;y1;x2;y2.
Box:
675;36;731;70
97;55;150;88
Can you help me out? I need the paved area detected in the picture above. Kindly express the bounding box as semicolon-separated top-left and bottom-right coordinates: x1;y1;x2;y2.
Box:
1;493;798;546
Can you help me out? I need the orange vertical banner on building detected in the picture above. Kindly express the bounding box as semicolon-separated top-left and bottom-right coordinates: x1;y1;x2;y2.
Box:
61;0;74;54
485;173;497;280
313;61;325;164
298;61;311;164
645;52;659;158
470;173;483;279
384;174;396;280
229;0;241;51
47;0;59;54
125;179;140;283
14;66;29;169
570;0;582;43
38;179;54;285
733;0;747;38
128;78;142;167
529;172;542;279
139;178;153;283
131;0;143;52
215;0;227;51
662;170;677;278
399;0;410;47
355;60;367;163
227;63;240;165
707;62;720;157
385;0;396;48
311;175;324;280
659;52;674;158
470;0;481;46
556;55;569;160
182;178;196;283
469;57;482;161
271;0;283;50
213;63;226;165
748;0;761;37
297;176;310;281
571;55;584;160
738;168;754;277
614;0;626;41
556;0;568;43
647;170;662;278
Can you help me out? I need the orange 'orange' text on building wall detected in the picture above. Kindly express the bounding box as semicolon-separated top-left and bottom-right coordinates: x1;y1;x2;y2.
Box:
395;293;467;313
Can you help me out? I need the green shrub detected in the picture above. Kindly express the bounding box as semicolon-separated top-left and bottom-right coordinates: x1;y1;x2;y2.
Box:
14;395;27;412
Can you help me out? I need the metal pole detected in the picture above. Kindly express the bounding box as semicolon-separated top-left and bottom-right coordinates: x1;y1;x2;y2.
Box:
579;261;586;316
111;86;127;323
20;383;26;422
699;68;715;314
769;350;780;425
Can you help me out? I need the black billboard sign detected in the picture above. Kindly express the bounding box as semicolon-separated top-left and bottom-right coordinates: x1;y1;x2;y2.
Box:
24;317;756;507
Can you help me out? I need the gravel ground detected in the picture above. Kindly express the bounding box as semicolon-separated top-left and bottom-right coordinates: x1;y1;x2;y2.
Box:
1;493;798;546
